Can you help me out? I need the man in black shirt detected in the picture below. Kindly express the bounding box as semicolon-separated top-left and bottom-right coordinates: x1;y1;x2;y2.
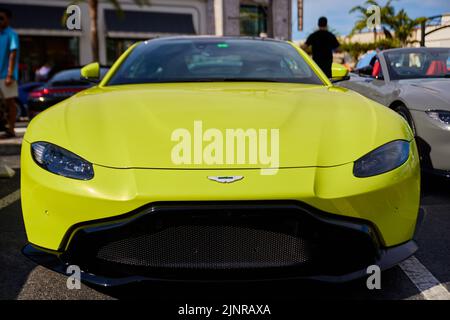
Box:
302;17;340;78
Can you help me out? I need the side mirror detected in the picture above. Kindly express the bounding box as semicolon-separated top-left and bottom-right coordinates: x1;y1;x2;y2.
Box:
81;62;100;82
331;63;350;82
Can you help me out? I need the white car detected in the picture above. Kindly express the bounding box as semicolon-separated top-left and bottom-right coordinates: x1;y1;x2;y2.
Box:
340;47;450;177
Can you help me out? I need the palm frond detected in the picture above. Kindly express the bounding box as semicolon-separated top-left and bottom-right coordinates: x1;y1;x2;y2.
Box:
349;5;367;15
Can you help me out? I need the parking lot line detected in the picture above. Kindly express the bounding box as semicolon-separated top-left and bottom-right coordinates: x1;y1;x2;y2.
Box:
0;189;20;210
400;256;450;300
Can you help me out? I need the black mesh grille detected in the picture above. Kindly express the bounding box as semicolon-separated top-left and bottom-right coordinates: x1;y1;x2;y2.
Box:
96;224;310;269
64;202;380;279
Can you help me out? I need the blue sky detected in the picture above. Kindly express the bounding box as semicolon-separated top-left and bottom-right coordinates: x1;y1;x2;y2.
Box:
291;0;450;40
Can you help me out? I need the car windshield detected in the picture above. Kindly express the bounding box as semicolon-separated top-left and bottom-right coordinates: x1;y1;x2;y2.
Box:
107;39;324;85
384;49;450;80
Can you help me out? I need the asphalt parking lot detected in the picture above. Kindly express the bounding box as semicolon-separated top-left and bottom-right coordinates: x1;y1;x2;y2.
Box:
0;124;449;301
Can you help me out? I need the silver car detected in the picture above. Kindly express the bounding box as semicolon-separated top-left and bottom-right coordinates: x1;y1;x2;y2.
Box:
340;47;450;177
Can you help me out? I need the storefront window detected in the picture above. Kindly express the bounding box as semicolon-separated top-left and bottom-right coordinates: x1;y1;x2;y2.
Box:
106;38;142;66
240;4;268;37
19;36;79;82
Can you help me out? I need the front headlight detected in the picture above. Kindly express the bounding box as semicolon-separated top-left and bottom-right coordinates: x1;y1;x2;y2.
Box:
426;110;450;126
353;140;410;178
31;142;94;180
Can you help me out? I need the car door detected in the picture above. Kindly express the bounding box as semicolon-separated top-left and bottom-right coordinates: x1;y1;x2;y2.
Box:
364;78;394;106
339;71;371;95
338;52;376;97
358;56;396;106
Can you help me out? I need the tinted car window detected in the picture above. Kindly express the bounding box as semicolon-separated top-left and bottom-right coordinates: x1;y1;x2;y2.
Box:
107;39;324;85
356;51;377;70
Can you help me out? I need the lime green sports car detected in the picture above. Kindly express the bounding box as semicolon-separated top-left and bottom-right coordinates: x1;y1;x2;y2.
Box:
22;37;422;286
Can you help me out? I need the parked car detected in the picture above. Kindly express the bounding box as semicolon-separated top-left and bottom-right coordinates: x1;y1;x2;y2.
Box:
22;37;421;286
27;67;109;118
17;82;44;119
339;47;450;177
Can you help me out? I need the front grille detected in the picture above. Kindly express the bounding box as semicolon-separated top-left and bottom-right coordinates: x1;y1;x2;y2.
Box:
96;224;310;269
64;202;380;279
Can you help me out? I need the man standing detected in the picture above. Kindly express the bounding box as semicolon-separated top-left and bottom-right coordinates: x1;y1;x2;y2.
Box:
0;7;19;138
302;17;340;78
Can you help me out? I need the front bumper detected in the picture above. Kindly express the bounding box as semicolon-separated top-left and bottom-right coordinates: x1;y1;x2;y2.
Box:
21;139;421;285
411;110;450;172
23;202;423;286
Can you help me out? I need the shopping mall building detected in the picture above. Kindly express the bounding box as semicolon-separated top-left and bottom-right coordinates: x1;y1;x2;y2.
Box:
0;0;292;82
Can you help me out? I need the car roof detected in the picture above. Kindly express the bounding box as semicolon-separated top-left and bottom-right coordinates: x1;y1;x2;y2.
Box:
143;36;286;44
54;66;110;73
381;47;450;54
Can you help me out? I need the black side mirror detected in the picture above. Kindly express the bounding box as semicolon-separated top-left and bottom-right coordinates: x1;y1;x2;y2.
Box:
331;75;351;83
357;66;373;77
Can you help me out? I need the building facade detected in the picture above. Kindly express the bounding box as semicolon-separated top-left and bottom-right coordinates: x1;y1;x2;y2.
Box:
411;13;450;48
0;0;292;82
211;0;292;40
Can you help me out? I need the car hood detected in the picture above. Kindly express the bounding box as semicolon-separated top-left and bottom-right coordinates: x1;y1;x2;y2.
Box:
399;78;450;110
25;82;412;169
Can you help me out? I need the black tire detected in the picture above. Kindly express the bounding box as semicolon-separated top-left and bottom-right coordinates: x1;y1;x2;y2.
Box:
393;104;416;136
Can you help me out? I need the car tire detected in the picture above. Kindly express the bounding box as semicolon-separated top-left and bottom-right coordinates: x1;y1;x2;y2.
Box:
393;104;416;136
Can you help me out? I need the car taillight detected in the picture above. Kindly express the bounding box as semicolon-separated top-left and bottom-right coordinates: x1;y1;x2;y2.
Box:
29;88;49;98
29;88;82;99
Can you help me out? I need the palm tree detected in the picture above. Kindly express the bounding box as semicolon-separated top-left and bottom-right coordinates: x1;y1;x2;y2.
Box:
390;9;426;46
349;0;395;41
81;0;150;62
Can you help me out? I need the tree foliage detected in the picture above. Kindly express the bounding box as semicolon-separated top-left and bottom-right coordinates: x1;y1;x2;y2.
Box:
340;38;400;61
349;0;396;39
349;0;426;45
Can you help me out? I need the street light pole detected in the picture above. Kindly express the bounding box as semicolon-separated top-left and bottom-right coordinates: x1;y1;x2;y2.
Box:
298;0;303;31
420;20;426;47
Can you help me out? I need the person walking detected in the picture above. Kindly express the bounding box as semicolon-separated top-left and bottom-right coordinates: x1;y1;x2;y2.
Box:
0;7;19;139
302;17;340;78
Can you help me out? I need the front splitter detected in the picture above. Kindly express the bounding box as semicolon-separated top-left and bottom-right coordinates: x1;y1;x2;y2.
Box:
22;240;418;287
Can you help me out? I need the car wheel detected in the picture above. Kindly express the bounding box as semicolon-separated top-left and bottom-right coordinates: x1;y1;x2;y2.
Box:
393;104;416;136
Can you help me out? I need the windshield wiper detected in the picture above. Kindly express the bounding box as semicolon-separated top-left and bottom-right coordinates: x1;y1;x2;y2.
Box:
156;78;285;83
219;78;284;83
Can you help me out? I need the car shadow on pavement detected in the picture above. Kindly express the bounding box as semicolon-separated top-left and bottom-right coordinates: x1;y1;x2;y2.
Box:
416;173;450;292
421;172;450;203
0;200;37;300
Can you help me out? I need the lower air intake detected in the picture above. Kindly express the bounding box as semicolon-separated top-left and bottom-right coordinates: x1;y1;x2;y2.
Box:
96;224;310;269
64;202;379;279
